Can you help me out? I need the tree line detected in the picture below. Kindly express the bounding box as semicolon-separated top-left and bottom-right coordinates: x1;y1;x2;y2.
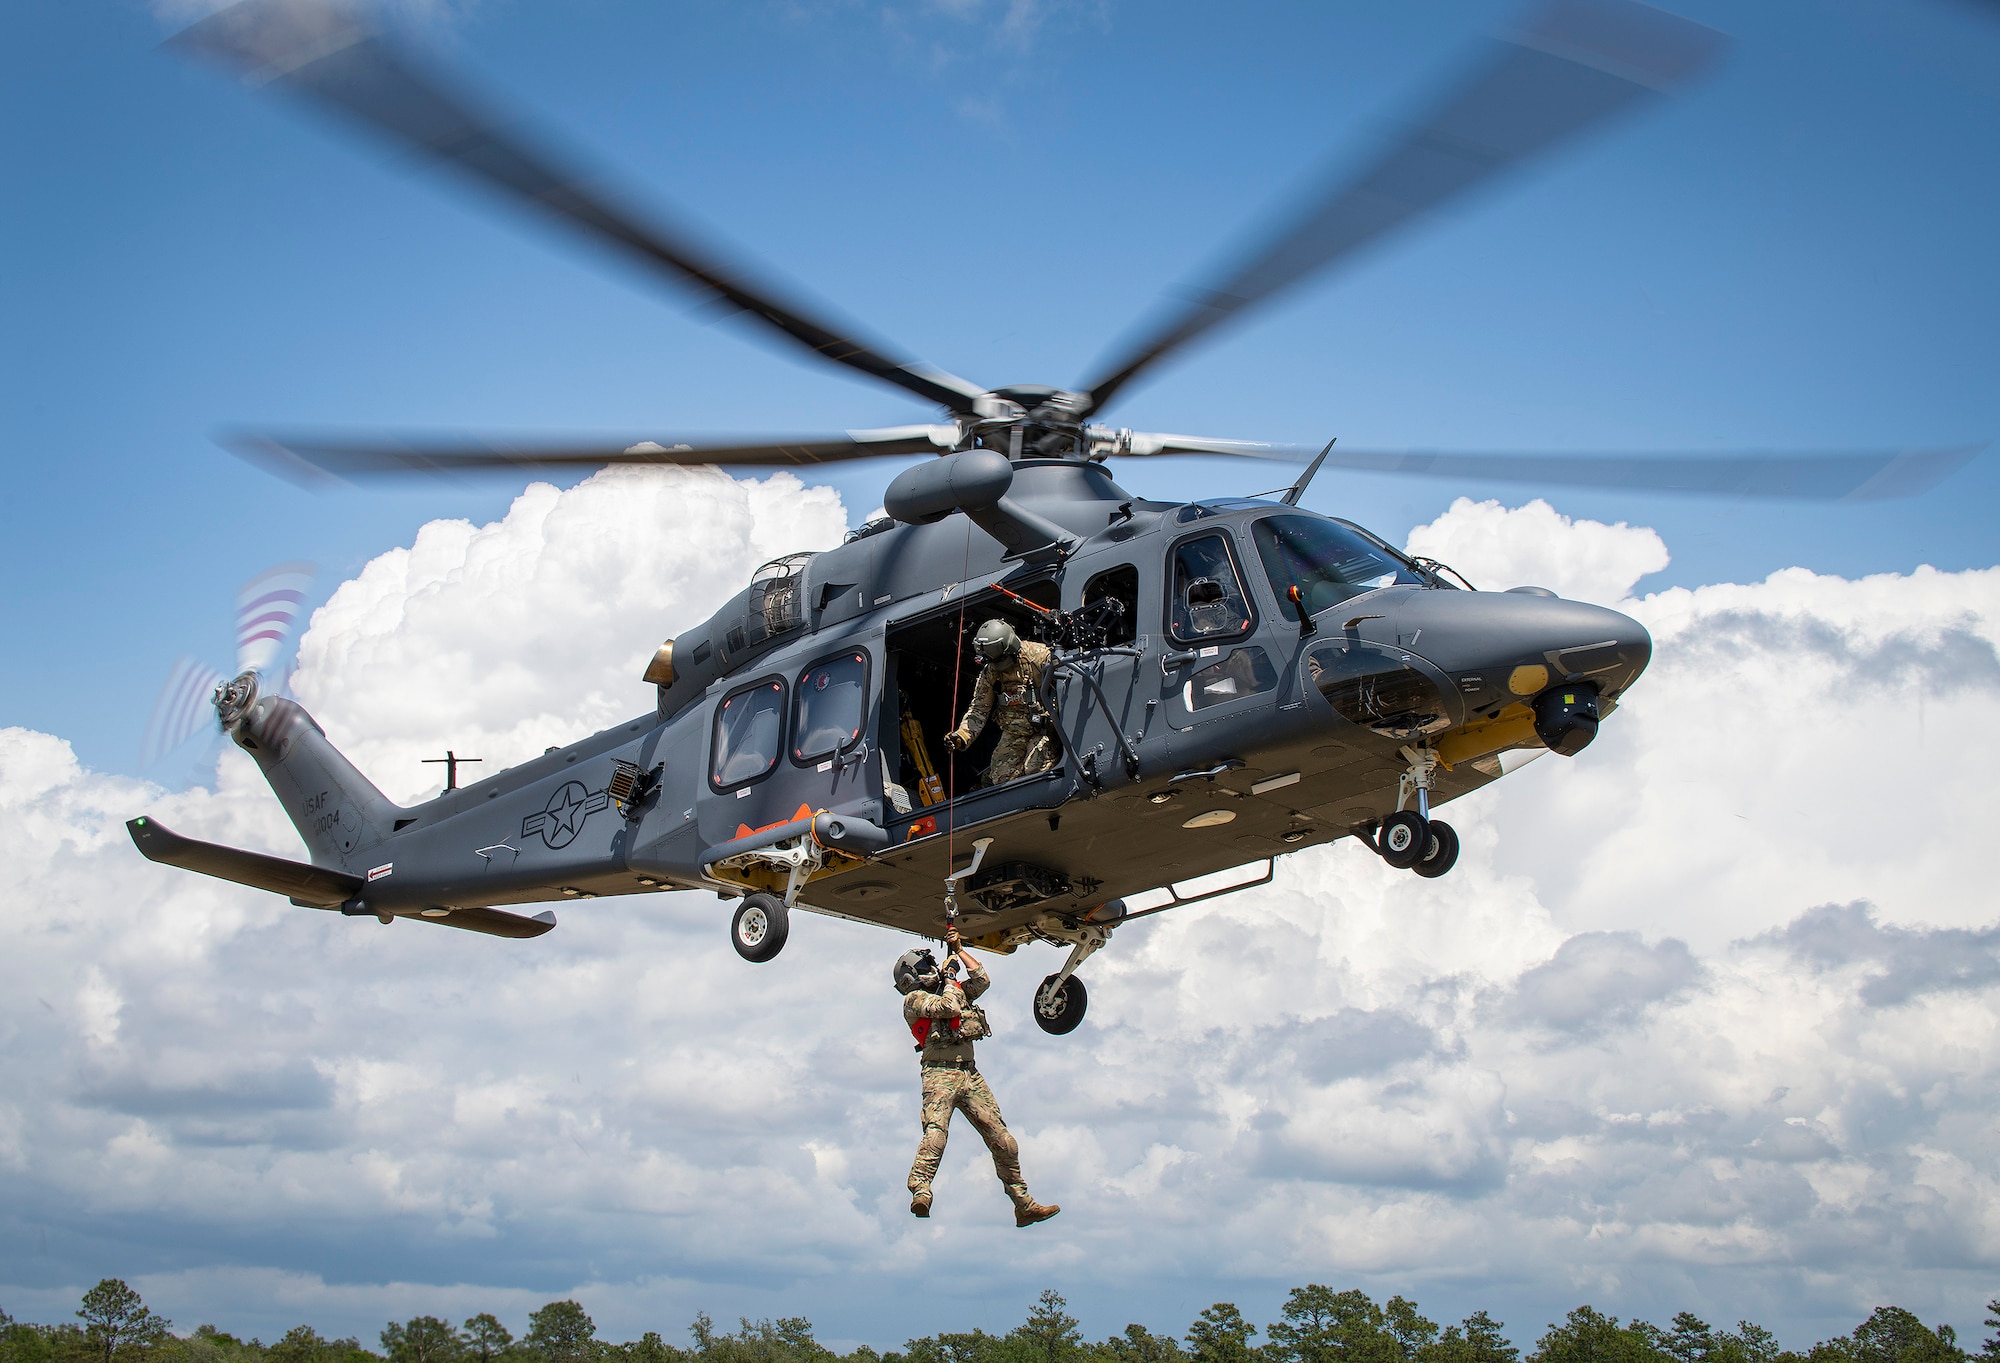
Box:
2;1281;1992;1363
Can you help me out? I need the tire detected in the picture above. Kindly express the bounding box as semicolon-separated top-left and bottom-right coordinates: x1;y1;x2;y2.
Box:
730;892;789;963
1411;819;1459;878
1033;973;1088;1035
1379;810;1429;869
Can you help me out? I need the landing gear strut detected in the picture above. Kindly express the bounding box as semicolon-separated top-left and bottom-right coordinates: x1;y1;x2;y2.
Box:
1022;900;1124;1035
1031;922;1108;1034
1371;746;1460;878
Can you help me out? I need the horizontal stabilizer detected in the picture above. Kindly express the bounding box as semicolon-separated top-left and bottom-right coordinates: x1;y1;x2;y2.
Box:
128;816;361;907
403;905;558;939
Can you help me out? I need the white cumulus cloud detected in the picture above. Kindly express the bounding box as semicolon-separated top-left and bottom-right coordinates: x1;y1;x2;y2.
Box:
1405;496;1670;604
1;481;1996;1352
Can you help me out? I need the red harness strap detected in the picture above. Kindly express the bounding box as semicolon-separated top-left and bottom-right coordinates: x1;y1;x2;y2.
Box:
909;1015;963;1046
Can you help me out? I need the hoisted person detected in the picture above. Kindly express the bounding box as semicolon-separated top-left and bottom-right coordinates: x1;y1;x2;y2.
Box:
893;928;1060;1226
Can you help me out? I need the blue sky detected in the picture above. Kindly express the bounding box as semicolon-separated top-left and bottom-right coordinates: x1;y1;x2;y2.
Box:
4;0;1998;775
5;0;2000;1349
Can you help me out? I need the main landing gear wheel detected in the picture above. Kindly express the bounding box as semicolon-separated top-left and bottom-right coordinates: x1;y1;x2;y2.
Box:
1378;810;1429;869
1033;973;1088;1035
730;892;789;963
1412;820;1459;878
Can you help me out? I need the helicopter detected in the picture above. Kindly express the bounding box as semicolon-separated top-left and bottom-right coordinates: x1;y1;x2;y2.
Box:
128;0;1974;1035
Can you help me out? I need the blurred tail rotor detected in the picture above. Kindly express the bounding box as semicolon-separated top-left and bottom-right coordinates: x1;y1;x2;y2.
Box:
140;657;230;768
140;562;319;770
234;561;316;675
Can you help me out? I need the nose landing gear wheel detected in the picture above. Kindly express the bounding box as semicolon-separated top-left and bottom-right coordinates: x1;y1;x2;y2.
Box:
1033;973;1088;1035
1378;810;1429;869
730;892;789;962
1411;819;1459;878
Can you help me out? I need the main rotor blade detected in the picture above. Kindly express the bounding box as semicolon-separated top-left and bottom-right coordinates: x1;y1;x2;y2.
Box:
1077;0;1725;417
1110;436;1981;502
171;0;989;415
227;425;964;484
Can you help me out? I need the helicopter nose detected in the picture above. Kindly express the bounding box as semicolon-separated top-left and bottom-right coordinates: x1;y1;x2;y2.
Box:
1380;587;1651;706
1308;587;1650;757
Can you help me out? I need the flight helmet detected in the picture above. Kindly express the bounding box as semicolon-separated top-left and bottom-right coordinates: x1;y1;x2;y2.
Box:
973;618;1021;663
893;948;943;994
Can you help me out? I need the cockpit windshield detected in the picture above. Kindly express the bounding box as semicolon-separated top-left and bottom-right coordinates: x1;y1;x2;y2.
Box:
1251;514;1426;614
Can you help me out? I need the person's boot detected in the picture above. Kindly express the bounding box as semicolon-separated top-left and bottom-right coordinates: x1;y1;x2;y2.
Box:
910;1189;932;1218
1013;1197;1060;1227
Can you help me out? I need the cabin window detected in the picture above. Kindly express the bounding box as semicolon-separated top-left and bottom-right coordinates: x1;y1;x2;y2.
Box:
1168;534;1255;645
1252;514;1425;616
1184;646;1277;711
793;652;869;763
1081;564;1139;646
711;679;786;788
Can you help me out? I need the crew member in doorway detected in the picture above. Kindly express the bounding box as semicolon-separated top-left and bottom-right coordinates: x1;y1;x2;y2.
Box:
895;930;1060;1227
943;619;1055;786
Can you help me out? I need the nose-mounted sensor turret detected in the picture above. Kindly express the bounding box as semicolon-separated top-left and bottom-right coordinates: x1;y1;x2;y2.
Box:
1533;683;1602;756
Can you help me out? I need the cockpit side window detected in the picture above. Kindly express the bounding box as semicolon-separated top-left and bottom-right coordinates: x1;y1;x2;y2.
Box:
1252;515;1424;617
1169;534;1256;645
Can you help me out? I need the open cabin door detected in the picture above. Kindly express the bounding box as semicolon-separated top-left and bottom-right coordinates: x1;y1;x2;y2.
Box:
878;581;1070;839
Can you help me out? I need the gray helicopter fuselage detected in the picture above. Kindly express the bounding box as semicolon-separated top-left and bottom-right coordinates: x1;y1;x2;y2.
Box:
228;457;1648;943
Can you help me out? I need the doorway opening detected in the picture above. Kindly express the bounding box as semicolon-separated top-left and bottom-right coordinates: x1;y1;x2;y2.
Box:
881;580;1060;818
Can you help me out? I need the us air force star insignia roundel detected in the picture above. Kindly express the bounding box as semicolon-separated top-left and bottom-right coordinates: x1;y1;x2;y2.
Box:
521;780;611;849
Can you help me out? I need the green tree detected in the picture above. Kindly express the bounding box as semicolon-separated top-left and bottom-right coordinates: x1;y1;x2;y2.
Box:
268;1327;344;1363
383;1320;462;1363
1714;1324;1780;1363
1792;1340;1858;1363
77;1282;170;1363
1266;1288;1400;1363
1386;1301;1439;1362
1980;1303;2000;1363
1009;1295;1083;1363
1664;1318;1715;1363
171;1325;260;1363
1093;1327;1181;1363
1528;1308;1671;1363
766;1322;830;1363
0;1311;55;1363
463;1321;515;1363
526;1306;596;1363
1434;1313;1520;1363
618;1336;679;1363
896;1332;1006;1363
1185;1307;1256;1363
1850;1309;1962;1363
265;1325;370;1363
684;1314;827;1363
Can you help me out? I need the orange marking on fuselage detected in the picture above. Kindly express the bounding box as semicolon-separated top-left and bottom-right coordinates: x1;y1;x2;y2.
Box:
733;804;818;841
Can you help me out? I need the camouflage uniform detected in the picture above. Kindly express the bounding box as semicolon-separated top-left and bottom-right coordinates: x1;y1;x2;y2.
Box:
950;639;1056;786
903;962;1037;1217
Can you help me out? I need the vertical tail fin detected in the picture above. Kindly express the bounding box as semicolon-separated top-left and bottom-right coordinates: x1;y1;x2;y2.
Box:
219;674;402;870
